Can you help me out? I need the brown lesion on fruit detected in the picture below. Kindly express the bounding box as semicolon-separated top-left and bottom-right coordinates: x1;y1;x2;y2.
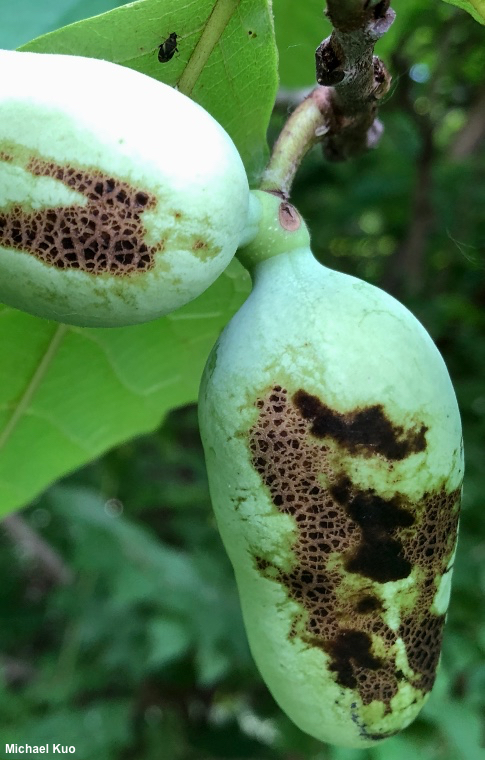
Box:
330;475;414;583
294;389;428;460
327;629;384;689
190;237;219;261
249;385;461;713
355;595;382;613
0;151;13;162
0;156;162;275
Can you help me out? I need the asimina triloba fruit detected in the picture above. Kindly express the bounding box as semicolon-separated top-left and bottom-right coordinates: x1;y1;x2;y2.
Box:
0;50;249;327
198;191;463;748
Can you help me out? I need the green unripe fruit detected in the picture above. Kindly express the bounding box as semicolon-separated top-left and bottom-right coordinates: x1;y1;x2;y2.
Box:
199;194;463;748
0;50;249;327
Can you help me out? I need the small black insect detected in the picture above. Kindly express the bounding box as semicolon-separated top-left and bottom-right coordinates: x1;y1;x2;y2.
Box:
158;32;178;63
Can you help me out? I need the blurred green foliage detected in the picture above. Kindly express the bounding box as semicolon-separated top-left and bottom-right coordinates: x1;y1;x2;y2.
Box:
1;1;484;759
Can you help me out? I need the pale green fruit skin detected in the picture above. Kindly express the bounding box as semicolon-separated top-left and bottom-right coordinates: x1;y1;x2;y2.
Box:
199;237;463;747
0;50;249;327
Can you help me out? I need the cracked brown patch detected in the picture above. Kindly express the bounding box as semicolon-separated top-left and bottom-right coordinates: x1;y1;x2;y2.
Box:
249;385;461;711
0;157;161;275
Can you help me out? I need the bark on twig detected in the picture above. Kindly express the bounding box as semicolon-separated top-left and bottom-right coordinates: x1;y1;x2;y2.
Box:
315;0;395;161
2;513;74;587
451;87;485;159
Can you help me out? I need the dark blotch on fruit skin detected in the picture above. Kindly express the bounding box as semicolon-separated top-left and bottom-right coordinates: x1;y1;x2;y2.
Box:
331;476;414;583
356;595;382;613
327;630;383;689
347;540;411;583
255;556;270;572
293;389;428;461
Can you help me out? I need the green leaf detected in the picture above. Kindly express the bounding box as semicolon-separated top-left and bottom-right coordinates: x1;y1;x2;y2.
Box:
148;618;193;667
0;0;126;51
0;260;250;518
441;0;485;23
19;0;278;185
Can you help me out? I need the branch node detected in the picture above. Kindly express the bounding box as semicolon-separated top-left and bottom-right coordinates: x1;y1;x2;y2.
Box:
365;0;391;19
260;2;395;195
372;57;392;99
315;37;346;86
314;2;394;162
367;7;396;40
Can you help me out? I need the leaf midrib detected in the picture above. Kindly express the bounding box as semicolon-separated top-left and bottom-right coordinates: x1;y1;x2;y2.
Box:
0;322;68;451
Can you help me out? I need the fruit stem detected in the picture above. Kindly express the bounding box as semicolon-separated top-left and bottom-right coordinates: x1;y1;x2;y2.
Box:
237;190;310;272
259;88;332;200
